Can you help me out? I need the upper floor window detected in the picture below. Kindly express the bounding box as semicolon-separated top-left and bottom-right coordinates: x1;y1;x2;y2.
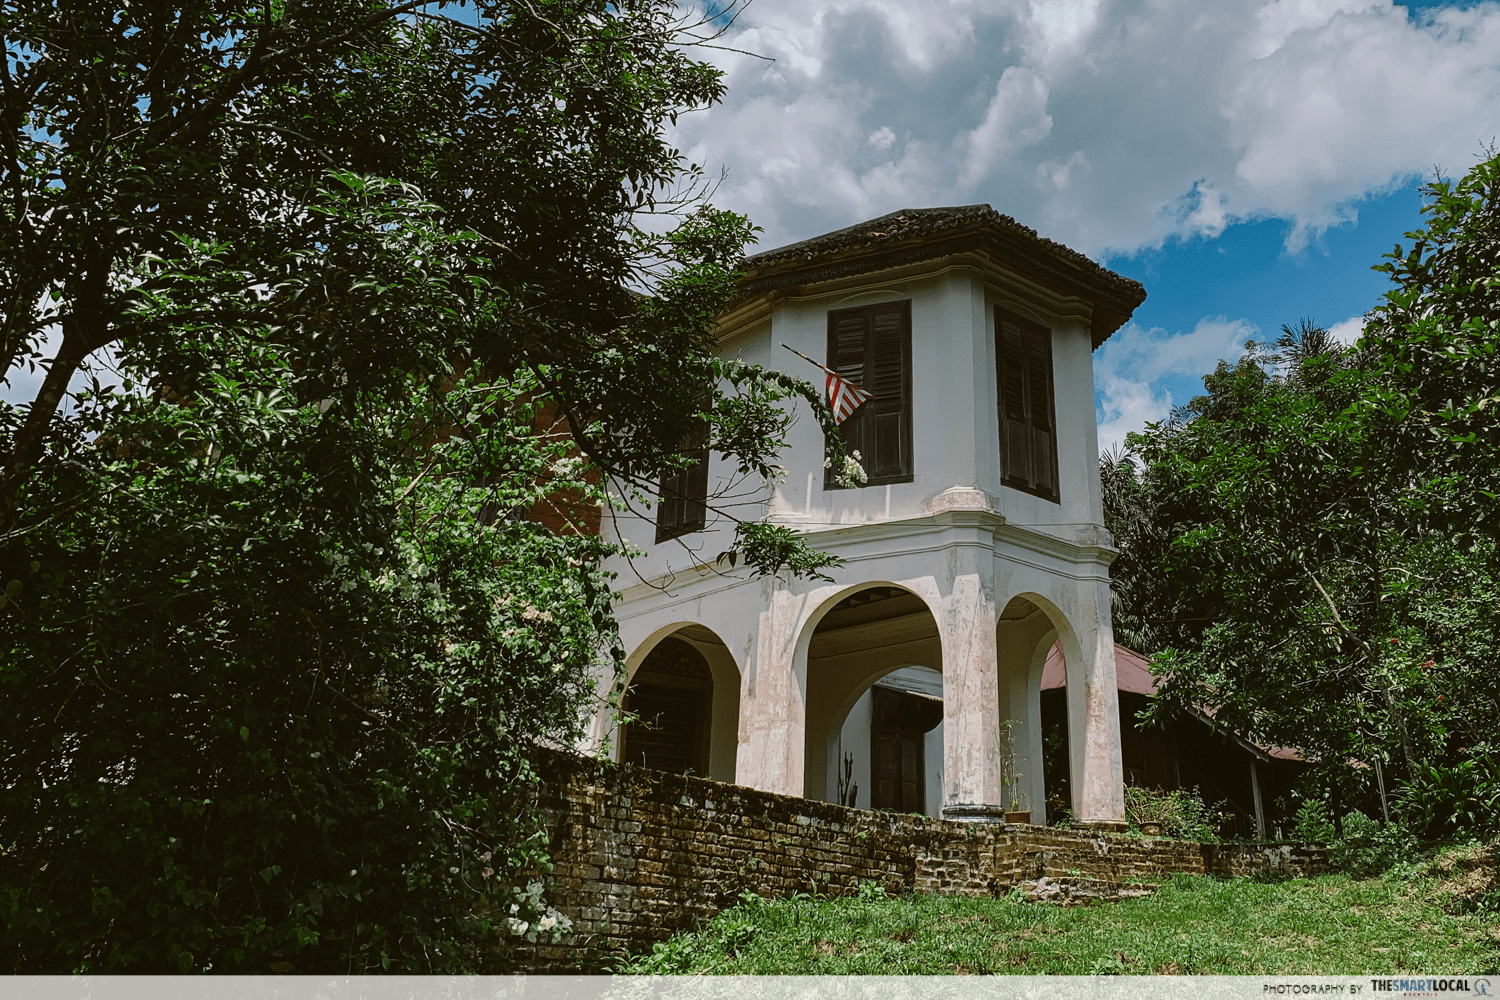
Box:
996;307;1059;502
655;423;709;543
825;301;913;488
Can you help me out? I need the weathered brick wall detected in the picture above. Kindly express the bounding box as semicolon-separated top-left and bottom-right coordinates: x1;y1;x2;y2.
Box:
511;756;1327;971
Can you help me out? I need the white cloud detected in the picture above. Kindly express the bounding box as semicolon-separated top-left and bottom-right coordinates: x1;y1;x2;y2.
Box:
959;66;1052;186
1094;317;1258;452
676;0;1500;256
1327;314;1366;345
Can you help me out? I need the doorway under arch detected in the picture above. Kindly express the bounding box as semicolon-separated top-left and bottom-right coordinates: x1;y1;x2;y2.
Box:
620;625;740;783
995;593;1067;822
801;585;944;816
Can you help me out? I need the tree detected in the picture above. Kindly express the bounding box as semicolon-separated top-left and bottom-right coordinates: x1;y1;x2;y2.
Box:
1106;153;1500;795
0;0;836;972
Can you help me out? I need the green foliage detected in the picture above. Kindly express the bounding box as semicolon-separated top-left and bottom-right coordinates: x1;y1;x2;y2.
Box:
618;861;1500;975
1124;786;1222;842
1;358;618;972
1291;800;1337;845
1109;152;1500;797
1397;758;1500;841
0;0;836;974
1331;812;1421;879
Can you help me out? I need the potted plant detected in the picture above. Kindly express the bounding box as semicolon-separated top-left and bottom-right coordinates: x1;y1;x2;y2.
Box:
1125;786;1180;837
997;720;1030;824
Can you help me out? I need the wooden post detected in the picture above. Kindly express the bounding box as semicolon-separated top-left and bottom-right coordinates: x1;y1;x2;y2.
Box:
1374;757;1390;824
1250;759;1266;841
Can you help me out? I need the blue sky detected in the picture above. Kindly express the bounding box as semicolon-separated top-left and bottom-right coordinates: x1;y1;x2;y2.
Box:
1091;178;1431;447
675;0;1500;450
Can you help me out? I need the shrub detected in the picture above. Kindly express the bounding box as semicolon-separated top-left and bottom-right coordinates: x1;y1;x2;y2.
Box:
1330;811;1420;878
1291;800;1337;843
1396;757;1500;841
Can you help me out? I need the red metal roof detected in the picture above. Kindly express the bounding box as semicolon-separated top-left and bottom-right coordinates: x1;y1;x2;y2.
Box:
1040;641;1158;695
1040;641;1307;762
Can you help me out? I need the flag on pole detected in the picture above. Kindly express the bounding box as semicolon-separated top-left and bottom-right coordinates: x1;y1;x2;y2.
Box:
782;344;871;424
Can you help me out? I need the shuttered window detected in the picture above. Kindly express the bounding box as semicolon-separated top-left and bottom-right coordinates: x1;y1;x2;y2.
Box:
655;423;709;543
825;301;913;488
996;308;1059;502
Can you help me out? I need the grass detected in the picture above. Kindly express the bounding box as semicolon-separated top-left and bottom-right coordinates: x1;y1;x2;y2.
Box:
621;843;1500;976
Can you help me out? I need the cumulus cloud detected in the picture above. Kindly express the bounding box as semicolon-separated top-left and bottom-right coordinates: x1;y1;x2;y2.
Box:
672;0;1499;445
1327;314;1367;345
678;0;1500;256
1094;317;1258;452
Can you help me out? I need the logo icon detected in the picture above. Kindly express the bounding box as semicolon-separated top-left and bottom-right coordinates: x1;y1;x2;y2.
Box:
1475;980;1491;997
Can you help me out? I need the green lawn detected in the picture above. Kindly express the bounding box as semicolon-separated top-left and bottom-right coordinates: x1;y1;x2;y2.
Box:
622;844;1500;976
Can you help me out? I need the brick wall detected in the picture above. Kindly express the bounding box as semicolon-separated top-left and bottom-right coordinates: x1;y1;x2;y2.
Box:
510;755;1327;971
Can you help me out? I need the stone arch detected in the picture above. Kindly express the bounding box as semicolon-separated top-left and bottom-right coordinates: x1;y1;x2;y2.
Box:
997;587;1117;824
796;583;945;813
617;622;740;783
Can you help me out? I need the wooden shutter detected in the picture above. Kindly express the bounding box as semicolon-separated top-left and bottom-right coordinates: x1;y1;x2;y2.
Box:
870;685;937;813
655;421;709;543
996;308;1060;502
621;638;712;775
828;310;869;474
825;301;912;488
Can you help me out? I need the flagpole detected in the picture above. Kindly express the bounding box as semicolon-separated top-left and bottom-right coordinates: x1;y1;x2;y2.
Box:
781;343;835;377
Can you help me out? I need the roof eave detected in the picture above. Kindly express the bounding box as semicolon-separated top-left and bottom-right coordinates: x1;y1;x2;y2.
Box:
730;221;1145;350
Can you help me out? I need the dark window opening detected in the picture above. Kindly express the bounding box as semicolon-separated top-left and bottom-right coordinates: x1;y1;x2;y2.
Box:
825;301;913;488
655;423;709;543
996;307;1060;502
621;637;713;775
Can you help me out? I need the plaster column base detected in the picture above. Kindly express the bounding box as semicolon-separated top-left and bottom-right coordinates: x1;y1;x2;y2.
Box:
1071;820;1128;834
941;804;1011;824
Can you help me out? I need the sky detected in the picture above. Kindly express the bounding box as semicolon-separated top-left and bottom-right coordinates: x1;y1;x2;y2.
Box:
8;1;1497;452
673;0;1500;450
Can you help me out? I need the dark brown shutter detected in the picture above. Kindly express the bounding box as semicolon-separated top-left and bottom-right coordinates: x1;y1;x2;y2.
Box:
997;314;1032;487
655;421;709;543
869;685;939;813
997;307;1060;502
868;307;910;480
1025;324;1059;498
621;638;712;775
828;311;869;470
826;301;912;488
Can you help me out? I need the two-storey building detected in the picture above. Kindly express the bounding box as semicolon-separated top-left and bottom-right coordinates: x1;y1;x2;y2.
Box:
593;205;1147;827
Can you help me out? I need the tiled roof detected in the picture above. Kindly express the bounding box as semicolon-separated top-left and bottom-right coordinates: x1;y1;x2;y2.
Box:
737;205;1146;346
1041;640;1158;696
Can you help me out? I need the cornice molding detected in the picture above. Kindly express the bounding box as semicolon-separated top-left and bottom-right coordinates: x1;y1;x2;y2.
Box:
731;206;1146;349
611;510;1117;612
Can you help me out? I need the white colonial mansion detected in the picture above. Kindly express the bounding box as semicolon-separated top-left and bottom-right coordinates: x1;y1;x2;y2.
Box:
591;205;1148;827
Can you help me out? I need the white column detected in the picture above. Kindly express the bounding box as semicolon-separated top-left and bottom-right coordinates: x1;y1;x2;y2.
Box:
735;585;805;797
937;522;1005;815
1065;577;1126;825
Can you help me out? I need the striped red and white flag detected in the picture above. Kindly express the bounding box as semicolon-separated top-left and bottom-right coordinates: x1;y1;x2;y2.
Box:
782;343;871;425
825;370;871;425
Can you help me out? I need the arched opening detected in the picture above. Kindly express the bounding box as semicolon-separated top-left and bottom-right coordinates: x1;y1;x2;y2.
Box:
996;594;1063;823
801;585;944;816
621;637;712;776
620;625;740;783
